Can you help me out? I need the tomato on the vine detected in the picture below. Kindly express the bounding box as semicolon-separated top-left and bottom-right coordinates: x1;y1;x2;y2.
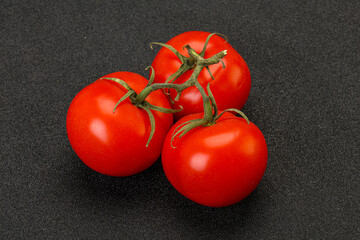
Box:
151;31;251;120
66;72;173;177
162;112;267;207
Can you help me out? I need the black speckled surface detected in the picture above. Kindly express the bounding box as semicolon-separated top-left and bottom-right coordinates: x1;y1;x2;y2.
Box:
1;0;359;239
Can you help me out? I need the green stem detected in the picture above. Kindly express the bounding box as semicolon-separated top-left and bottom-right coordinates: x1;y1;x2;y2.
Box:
213;108;250;124
135;82;190;103
145;66;155;87
144;101;183;113
101;77;133;91
165;64;191;84
150;42;186;63
199;33;228;57
136;49;227;104
194;80;212;122
170;119;206;148
206;83;218;118
113;90;135;113
137;105;155;147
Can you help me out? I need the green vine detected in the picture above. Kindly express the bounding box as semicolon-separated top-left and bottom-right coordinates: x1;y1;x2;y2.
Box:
101;32;249;148
101;34;227;147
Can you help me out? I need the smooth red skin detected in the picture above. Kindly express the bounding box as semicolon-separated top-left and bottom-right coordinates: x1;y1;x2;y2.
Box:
66;72;173;177
162;112;267;207
151;31;251;120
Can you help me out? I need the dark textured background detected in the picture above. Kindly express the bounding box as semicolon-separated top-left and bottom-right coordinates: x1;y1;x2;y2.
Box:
1;0;359;239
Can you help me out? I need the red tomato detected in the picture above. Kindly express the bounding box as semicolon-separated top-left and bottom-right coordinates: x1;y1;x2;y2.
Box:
151;31;251;120
66;72;173;177
162;112;267;207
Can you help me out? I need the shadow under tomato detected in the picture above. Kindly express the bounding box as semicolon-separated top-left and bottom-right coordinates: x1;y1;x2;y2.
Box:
62;149;168;208
164;178;272;238
62;146;272;238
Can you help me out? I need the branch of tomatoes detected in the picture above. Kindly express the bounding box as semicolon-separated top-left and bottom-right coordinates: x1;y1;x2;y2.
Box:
67;31;267;207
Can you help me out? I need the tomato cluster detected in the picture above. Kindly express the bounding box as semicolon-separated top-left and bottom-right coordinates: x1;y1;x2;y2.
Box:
66;31;267;207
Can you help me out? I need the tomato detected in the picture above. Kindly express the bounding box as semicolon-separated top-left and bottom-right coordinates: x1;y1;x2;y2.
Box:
162;112;267;207
66;72;173;177
151;31;251;120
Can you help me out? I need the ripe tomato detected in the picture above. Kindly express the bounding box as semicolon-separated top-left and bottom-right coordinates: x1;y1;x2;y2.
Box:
151;31;251;120
162;112;267;207
66;72;173;177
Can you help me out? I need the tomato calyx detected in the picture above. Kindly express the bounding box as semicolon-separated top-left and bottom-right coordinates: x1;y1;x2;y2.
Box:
101;67;182;147
150;33;228;86
170;82;250;148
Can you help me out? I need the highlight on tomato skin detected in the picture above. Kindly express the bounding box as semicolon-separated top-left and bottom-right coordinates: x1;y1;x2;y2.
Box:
161;112;268;207
151;31;251;121
66;71;174;177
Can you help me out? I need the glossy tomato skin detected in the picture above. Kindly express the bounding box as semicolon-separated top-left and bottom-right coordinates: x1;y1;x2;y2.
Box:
152;31;251;120
67;72;173;177
162;112;267;207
